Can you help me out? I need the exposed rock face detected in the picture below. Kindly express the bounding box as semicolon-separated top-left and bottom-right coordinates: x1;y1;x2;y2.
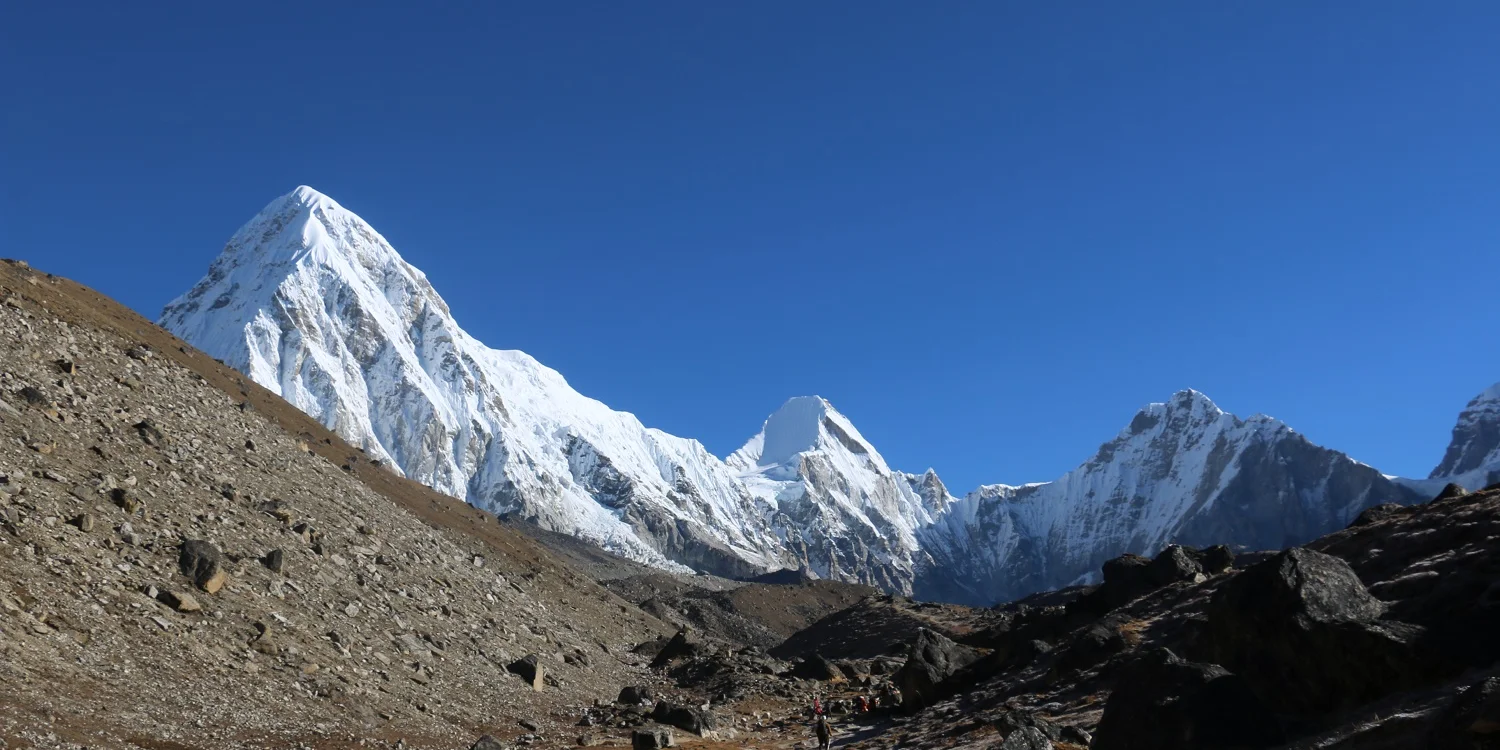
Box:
1202;548;1438;716
1430;382;1500;489
893;629;983;709
1092;649;1284;750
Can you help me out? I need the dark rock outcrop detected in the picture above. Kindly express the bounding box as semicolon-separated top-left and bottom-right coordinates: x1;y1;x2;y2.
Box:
1093;649;1284;750
1202;548;1438;716
631;728;674;749
650;629;705;669
650;702;718;736
894;629;982;710
784;654;842;681
617;685;655;705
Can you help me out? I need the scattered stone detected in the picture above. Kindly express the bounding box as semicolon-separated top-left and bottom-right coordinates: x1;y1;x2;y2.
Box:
262;548;285;574
111;488;140;513
519;718;540;732
179;539;228;594
134;420;165;447
156;589;202;613
67;513;94;532
508;654;546;691
469;735;505;750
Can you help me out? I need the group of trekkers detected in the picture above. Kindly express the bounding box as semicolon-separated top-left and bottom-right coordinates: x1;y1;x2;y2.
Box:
809;683;904;749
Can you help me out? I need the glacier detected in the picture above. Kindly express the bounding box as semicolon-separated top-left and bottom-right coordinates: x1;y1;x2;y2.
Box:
162;186;1485;605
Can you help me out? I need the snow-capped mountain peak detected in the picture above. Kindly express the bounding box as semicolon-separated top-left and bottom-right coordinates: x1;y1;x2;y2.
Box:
727;396;939;592
162;187;795;577
1429;381;1500;489
730;396;889;475
162;187;1454;607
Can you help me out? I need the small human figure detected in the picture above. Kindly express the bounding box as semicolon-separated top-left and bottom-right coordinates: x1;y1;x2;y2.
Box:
815;713;832;750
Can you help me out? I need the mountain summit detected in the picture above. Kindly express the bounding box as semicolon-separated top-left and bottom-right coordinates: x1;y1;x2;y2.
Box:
1429;382;1500;489
161;186;794;576
164;188;1444;604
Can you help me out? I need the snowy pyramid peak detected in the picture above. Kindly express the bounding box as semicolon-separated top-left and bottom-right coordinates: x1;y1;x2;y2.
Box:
733;396;888;473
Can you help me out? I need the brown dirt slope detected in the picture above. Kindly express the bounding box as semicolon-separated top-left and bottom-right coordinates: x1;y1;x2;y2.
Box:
0;259;674;750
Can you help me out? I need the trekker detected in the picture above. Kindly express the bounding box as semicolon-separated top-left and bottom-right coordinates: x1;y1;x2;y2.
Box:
815;714;832;750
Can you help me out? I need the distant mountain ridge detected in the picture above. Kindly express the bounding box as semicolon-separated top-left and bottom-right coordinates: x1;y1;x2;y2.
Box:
162;186;1498;605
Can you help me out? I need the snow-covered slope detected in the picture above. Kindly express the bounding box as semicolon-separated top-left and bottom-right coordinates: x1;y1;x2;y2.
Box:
726;396;945;592
914;390;1422;604
1428;382;1500;491
161;186;793;576
161;186;1456;606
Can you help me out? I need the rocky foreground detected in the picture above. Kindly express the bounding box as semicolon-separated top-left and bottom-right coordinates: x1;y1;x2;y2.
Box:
2;256;1498;750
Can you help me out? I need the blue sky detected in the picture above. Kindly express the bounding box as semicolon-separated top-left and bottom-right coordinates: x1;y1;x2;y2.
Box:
5;2;1499;491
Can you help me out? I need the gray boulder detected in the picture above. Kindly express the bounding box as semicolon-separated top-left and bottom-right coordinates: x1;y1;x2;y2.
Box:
893;629;982;710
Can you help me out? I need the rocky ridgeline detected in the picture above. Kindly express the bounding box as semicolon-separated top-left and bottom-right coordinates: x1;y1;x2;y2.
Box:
798;483;1500;750
0;262;675;749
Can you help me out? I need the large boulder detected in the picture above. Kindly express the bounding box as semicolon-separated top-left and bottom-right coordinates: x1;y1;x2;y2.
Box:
650;629;704;669
631;728;674;749
178;539;227;594
785;654;842;681
1078;545;1208;615
1202;547;1439;716
1092;649;1284;750
1184;544;1235;576
650;702;718;736
618;685;655;705
1053;621;1127;675
507;654;546;691
893;629;983;710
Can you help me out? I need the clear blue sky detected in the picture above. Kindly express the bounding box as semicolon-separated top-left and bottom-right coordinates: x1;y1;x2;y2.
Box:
5;2;1499;491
